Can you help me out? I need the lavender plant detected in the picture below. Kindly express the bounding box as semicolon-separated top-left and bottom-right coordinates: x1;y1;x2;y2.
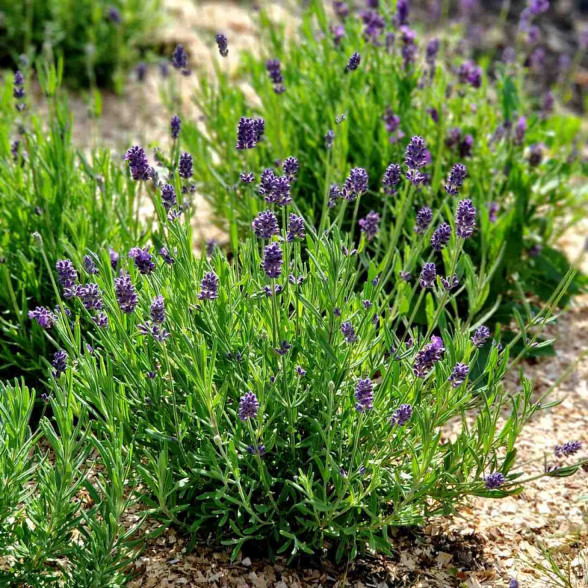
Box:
0;64;146;386
185;1;586;327
42;174;584;559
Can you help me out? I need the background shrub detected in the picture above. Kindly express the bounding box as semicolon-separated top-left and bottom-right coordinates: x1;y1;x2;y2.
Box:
0;0;162;89
184;1;586;326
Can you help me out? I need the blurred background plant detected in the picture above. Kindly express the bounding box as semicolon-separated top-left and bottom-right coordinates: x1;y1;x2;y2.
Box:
0;0;162;91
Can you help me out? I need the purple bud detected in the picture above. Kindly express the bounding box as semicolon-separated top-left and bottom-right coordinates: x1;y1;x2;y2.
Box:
199;271;219;300
238;391;259;420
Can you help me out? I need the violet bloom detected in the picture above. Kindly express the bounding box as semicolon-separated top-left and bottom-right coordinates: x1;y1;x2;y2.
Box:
325;129;335;149
109;248;119;270
283;156;299;178
345;52;361;72
419;263;436;288
413;336;445;378
240;172;255;183
359;211;380;241
341;321;357;343
471;325;490;347
361;10;385;43
128;247;155;274
287;213;305;242
115;273;138;313
355;378;374;412
252;210;279;240
262;242;283;279
179;152;193;179
459;135;474;158
135;62;147;83
275;340;291;356
542;90;554;114
13;70;25;99
171;44;189;74
29;306;55;329
264;176;292;206
554;441;581;458
414;207;433;234
455;199;476;239
528;0;549;15
216;33;228;57
391;404;412;426
199;271;219;300
508;580;519;588
170;115;181;139
52;350;68;378
107;6;120;24
93;312;109;328
161;184;177;210
441;275;459;290
236;116;264;150
528;143;543;167
444;163;467;195
56;259;78;295
331;25;345;46
488;202;499;223
514;116;527;144
484;472;505;489
405;136;431;169
248;444;266;456
333;1;349;18
427;107;439;123
82;255;98;275
342;167;368;200
449;363;469;387
150;295;166;323
125;146;151;181
238;391;259;420
382;163;402;195
396;0;409;25
77;284;103;310
138;322;170;342
426;38;440;65
266;59;285;94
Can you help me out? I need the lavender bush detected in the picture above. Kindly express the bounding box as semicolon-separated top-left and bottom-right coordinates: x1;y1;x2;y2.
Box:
186;1;586;327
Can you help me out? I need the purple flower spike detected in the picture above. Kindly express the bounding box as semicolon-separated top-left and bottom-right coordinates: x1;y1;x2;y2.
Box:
342;167;368;200
125;146;151;181
287;213;305;242
199;271;219;300
441;275;459;290
115;273;138;314
238;391;259;420
414;207;433;234
419;263;437;288
128;247;155;275
405;136;431;169
444;163;467;195
396;0;409;25
240;172;255;183
109;248;119;270
449;363;469;387
161;184;177;210
216;33;229;57
455;199;476;238
282;156;299;178
151;295;166;323
179;152;193;179
52;350;68;378
236;117;264;150
554;441;581;458
56;259;78;289
391;404;412;426
382;163;402;195
413;336;445;378
83;255;99;275
431;223;452;251
170;115;181;139
359;211;380;241
29;306;55;329
262;242;283;279
252;210;279;240
77;283;103;310
266;59;285;93
471;325;490;347
484;472;505;489
93;312;109;328
171;44;189;74
341;321;357;343
355;378;374;412
346;51;361;72
514;116;527;144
